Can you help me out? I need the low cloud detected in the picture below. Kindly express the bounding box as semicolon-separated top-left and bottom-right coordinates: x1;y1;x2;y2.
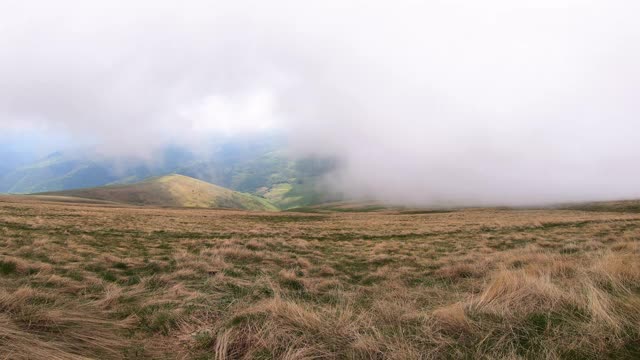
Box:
1;1;640;205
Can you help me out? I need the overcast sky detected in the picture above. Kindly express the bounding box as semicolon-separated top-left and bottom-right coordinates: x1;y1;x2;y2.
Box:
1;1;640;205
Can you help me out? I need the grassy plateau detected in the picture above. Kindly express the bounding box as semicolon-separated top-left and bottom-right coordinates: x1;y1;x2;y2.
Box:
0;195;638;359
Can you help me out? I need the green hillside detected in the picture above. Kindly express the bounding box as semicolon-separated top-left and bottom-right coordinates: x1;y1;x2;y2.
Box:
38;174;278;211
0;137;337;209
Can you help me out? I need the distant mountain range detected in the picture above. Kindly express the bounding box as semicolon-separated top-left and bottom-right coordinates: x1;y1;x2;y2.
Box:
0;135;340;209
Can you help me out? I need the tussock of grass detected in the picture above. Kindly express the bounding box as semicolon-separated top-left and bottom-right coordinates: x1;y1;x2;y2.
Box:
0;286;131;359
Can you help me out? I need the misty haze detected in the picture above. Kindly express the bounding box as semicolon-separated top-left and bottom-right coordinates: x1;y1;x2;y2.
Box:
0;1;639;359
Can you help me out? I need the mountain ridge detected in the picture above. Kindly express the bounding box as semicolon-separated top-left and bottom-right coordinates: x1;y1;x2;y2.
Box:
38;174;278;211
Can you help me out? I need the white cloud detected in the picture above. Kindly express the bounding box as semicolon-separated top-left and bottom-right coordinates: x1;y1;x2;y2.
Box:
181;90;278;134
1;0;639;204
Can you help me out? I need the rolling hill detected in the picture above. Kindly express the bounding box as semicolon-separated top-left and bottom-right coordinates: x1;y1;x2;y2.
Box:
37;174;278;211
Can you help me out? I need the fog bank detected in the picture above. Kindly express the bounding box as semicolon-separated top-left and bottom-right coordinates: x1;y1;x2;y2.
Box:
1;1;639;205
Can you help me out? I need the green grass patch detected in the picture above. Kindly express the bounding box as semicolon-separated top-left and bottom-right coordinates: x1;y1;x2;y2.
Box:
0;260;17;275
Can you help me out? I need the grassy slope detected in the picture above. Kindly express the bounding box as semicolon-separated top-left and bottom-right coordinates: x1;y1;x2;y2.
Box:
0;197;638;359
286;200;402;213
290;199;640;214
286;200;460;214
5;149;640;357
261;181;327;209
559;199;640;213
38;174;278;211
181;153;337;209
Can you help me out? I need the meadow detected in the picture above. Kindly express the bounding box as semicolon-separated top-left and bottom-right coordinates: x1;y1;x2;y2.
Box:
0;195;638;359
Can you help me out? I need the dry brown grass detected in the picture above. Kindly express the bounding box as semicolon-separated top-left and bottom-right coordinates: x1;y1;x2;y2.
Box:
0;195;639;359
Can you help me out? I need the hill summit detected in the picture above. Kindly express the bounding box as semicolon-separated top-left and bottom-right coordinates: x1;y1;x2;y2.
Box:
39;174;278;211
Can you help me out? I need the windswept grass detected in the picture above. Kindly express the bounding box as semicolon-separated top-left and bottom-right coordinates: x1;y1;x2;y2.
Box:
0;195;638;358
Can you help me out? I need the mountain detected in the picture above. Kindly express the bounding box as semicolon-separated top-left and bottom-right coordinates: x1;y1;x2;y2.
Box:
0;136;339;209
0;146;195;194
38;174;278;211
0;132;67;175
0;152;123;194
